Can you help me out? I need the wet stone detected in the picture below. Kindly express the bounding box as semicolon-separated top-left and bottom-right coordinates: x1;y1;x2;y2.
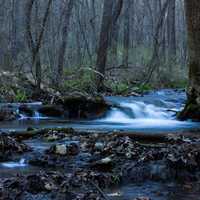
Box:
47;142;80;156
0;135;31;161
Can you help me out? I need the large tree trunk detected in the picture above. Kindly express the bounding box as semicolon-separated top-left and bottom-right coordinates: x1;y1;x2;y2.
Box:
95;0;123;92
179;0;200;120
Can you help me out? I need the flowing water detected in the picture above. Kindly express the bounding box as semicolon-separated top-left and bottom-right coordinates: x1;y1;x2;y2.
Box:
0;89;199;133
1;89;200;200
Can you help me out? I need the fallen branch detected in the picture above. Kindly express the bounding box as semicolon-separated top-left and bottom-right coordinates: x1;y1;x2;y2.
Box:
89;181;111;200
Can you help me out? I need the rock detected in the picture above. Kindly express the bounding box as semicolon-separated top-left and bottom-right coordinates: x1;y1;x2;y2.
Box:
91;156;114;172
38;105;64;117
18;105;34;117
94;142;104;151
26;175;47;194
57;93;110;119
134;197;151;200
56;144;67;155
44;130;63;142
48;142;79;156
0;108;17;121
0;135;30;161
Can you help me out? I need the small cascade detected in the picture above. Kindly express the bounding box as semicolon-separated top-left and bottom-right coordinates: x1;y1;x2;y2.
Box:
121;102;170;119
100;101;172;123
33;111;42;120
97;94;197;131
1;158;27;168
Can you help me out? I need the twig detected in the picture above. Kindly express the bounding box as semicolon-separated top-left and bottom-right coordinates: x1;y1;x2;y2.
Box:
89;181;111;200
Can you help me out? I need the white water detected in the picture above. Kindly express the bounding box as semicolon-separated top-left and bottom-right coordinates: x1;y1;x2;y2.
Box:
98;98;195;130
19;110;48;120
1;158;27;168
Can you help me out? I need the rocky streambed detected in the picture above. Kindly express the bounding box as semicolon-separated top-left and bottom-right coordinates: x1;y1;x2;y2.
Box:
1;128;200;199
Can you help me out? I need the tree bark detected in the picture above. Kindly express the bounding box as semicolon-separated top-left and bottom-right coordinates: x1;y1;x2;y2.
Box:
95;0;123;92
26;0;52;90
167;0;176;57
179;0;200;120
56;0;74;87
123;0;131;68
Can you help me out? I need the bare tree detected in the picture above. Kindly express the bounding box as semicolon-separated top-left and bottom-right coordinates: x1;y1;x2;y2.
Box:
56;0;74;87
95;0;123;92
167;0;176;61
26;0;53;90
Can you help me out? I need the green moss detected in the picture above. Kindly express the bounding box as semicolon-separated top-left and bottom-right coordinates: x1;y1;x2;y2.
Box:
137;84;153;93
15;89;27;102
177;100;200;120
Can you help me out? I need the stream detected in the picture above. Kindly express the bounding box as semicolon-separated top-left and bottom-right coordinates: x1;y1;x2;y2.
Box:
1;89;200;200
0;89;199;133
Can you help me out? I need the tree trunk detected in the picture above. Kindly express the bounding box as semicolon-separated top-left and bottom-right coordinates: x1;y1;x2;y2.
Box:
56;0;74;87
123;0;130;68
179;0;200;120
26;0;52;91
167;0;176;71
167;0;176;55
95;0;123;92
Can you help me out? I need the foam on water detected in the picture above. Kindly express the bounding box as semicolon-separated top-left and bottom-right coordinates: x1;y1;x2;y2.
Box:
98;98;195;130
1;158;27;168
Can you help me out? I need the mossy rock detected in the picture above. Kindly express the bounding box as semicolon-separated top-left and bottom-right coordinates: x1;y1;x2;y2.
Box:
178;102;200;121
57;93;110;119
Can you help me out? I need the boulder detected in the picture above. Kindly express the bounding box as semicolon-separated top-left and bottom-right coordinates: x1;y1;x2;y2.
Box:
47;142;79;156
38;105;64;117
18;105;34;117
57;93;110;119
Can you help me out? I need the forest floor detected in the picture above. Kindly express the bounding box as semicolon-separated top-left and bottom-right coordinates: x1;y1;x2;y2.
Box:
1;128;200;199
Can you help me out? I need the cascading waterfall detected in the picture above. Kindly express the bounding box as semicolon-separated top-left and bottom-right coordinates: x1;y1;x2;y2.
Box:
100;101;173;123
97;92;197;131
0;89;198;133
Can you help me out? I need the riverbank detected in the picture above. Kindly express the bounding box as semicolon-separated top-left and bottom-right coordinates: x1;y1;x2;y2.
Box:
1;128;200;199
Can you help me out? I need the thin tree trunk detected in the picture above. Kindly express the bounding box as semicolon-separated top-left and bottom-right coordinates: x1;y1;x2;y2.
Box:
26;0;52;90
123;0;131;68
167;0;176;58
56;0;74;87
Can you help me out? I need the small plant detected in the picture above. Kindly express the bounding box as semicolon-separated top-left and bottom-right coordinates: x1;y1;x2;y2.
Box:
111;174;121;185
137;83;153;93
15;89;27;102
